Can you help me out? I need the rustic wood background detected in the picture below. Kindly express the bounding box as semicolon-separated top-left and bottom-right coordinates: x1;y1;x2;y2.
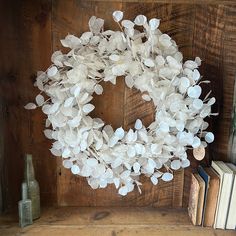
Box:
0;0;236;210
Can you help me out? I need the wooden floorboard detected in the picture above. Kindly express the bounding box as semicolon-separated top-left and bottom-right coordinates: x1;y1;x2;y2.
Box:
0;207;235;236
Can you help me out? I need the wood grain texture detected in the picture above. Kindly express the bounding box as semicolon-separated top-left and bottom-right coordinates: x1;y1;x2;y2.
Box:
58;168;183;207
0;98;5;212
0;207;235;236
0;0;57;209
183;4;232;207
1;0;236;210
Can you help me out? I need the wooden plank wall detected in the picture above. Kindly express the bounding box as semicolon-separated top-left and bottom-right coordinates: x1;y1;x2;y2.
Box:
0;0;56;210
0;0;236;210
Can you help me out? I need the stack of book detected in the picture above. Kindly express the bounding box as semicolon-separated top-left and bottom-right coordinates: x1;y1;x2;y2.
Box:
188;161;236;230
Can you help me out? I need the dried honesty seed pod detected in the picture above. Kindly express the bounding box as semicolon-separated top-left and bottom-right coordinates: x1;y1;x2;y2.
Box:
25;10;217;196
193;146;205;161
112;10;123;22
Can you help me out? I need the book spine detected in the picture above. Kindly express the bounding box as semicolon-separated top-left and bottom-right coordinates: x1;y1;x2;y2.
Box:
226;176;236;229
215;173;233;229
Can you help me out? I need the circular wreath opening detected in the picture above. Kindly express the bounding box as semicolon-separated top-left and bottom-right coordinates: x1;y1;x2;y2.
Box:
25;11;217;196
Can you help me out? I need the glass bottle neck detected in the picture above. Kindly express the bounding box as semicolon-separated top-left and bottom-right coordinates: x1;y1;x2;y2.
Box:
24;154;35;182
21;182;28;200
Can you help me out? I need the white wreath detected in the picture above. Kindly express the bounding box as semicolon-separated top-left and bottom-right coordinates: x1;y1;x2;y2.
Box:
25;11;217;196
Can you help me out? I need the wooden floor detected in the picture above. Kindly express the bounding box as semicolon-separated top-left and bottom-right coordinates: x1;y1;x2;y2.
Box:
0;207;235;236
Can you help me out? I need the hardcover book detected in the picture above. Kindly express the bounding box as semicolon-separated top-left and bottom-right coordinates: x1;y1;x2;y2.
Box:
201;167;220;227
188;173;205;226
211;161;234;229
226;163;236;230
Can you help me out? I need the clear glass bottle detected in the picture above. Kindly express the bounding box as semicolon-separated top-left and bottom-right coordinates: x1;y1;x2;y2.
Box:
24;154;40;220
18;182;33;227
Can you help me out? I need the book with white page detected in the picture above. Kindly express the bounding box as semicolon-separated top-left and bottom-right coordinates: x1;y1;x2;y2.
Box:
211;161;234;229
226;163;236;230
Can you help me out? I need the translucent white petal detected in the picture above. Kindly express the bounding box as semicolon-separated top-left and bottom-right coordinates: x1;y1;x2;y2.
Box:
142;94;151;101
73;86;81;97
135;143;145;155
176;121;184;132
80;139;88;151
64;97;74;107
181;159;190;168
126;129;135;143
113;178;120;189
108;135;119;147
138;130;148;143
149;18;160;30
207;97;216;106
180;77;190;89
120;170;131;179
114;127;125;139
193;99;203;110
151;143;161;155
47;66;58;77
184;60;198;70
94;84;103;95
71;165;80;174
200;106;211;118
83;104;95;113
99;179;107;188
118;185;128;196
112;64;126;76
192;69;200;81
134;119;142;130
134;15;147;26
148;159;156;169
159;122;169;133
35;94;44;106
187;85;202;98
133;162;140;173
63;160;73;169
161;172;173;182
72;146;81;154
125;75;134;88
121;20;134;29
205;132;214;143
151;176;158;185
112;10;123;22
144;58;155;67
44;129;52;139
159;34;172;47
24;103;37;110
86;158;98;167
195;57;202;66
52;143;62;154
155;55;165;66
109;54;120;61
192;136;201;148
62;148;70;158
171;160;181;170
127;146;136;158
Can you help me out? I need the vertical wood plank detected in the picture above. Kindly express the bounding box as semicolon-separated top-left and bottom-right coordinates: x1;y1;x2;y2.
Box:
213;5;236;161
182;4;227;207
0;0;56;210
0;98;6;212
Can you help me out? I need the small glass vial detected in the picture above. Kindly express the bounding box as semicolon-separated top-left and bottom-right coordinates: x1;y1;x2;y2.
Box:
24;154;40;220
18;182;33;227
